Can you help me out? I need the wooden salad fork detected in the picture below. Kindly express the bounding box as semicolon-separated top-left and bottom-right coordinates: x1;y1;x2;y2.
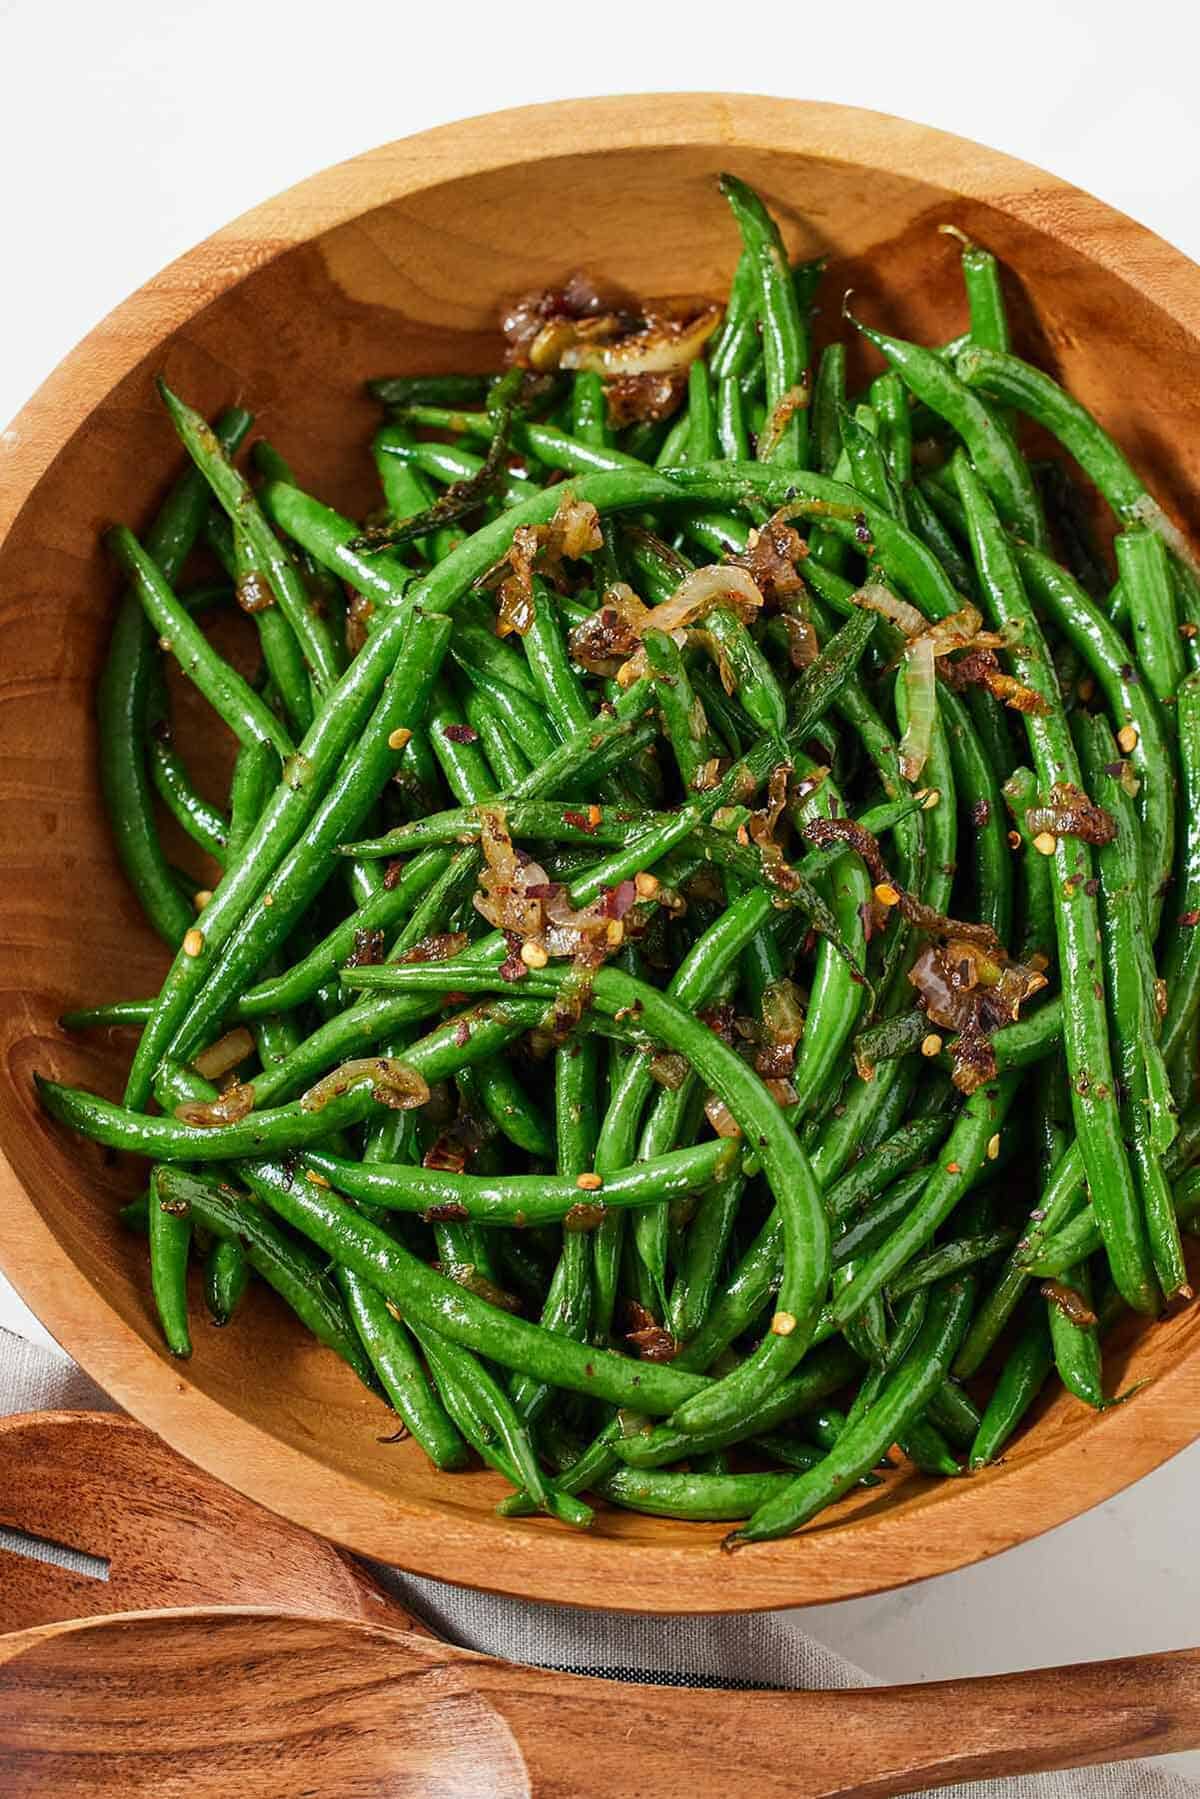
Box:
1;1410;1198;1797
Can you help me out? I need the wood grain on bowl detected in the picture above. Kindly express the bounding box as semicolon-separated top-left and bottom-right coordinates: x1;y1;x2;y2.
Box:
2;94;1200;1611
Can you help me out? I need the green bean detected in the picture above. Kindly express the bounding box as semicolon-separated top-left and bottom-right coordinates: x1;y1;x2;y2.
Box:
357;955;830;1425
653;412;693;470
148;732;229;864
926;1378;982;1449
1014;542;1173;929
831;1168;932;1271
148;1167;193;1357
258;478;416;606
238;852;453;1017
709;250;761;380
903;478;976;601
590;886;788;1336
888;1227;1017;1299
570;370;610;448
805;353;842;497
950;230;1011;355
686;360;718;463
158;383;340;694
1045;1262;1106;1408
411;1323;583;1523
370;422;438;564
938;684;1011;942
788;773;870;1117
953;1132;1088;1378
850;1010;928;1079
427;679;498;802
870;371;914;488
226;739;277;862
838;403;905;519
833;1077;1015;1324
455;657;559;767
641;630;715;792
449;608;542;700
61;998;154;1031
1075;710;1183;1298
369;373;491;410
610;1341;860;1469
98;406;250;945
716;375;750;462
664;463;963;622
305;1136;734;1224
956;346;1200;572
1114;526;1184;710
720;174;809;468
953;450;1156;1314
336;1270;468;1471
123;602;415;1107
234;1158;709;1414
969;1300;1054;1467
204;1238;249;1327
822;1116;948;1223
666;1172;744;1342
729;1277;975;1546
168;608;452;1068
250;803;700;1108
509;1038;600;1425
221;515;317;735
470;1056;554;1158
1159;673;1200;1069
44;994;545;1162
519;582;597;736
156;1166;376;1390
847;311;1046;548
596;1463;796;1521
1025;1156;1200;1277
1003;766;1055;964
107;527;293;761
901;1416;962;1477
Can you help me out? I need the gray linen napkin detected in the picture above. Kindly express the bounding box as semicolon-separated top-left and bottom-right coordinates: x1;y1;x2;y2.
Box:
0;1322;1193;1799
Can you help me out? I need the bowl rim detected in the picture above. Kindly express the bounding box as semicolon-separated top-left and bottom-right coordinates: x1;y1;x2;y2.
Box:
3;91;1200;1613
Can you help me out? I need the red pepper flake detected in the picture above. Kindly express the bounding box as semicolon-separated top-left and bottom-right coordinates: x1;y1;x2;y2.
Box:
443;723;478;744
383;859;407;890
699;1001;737;1044
1181;910;1200;929
422;1201;471;1222
345;928;386;967
562;809;597;834
423;1140;468;1173
971;798;991;827
453;1019;471;1047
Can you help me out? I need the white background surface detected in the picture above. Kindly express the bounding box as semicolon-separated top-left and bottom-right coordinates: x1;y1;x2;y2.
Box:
4;0;1200;1755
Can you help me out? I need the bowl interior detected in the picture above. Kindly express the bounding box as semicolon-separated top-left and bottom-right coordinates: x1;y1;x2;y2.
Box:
4;101;1200;1610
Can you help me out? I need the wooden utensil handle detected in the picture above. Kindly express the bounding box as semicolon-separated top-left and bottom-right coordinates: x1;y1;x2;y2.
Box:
1;1609;1197;1798
484;1645;1200;1796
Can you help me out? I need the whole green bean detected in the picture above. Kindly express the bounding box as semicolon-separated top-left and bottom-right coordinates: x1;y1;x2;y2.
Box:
953;450;1155;1314
149;1168;193;1357
729;1278;975;1546
97;406;250;945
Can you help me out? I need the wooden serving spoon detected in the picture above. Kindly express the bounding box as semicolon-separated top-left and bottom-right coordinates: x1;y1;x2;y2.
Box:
0;1409;426;1634
1;1411;1198;1797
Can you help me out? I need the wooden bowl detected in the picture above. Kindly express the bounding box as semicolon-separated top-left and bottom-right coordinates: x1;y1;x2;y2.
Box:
4;94;1200;1613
